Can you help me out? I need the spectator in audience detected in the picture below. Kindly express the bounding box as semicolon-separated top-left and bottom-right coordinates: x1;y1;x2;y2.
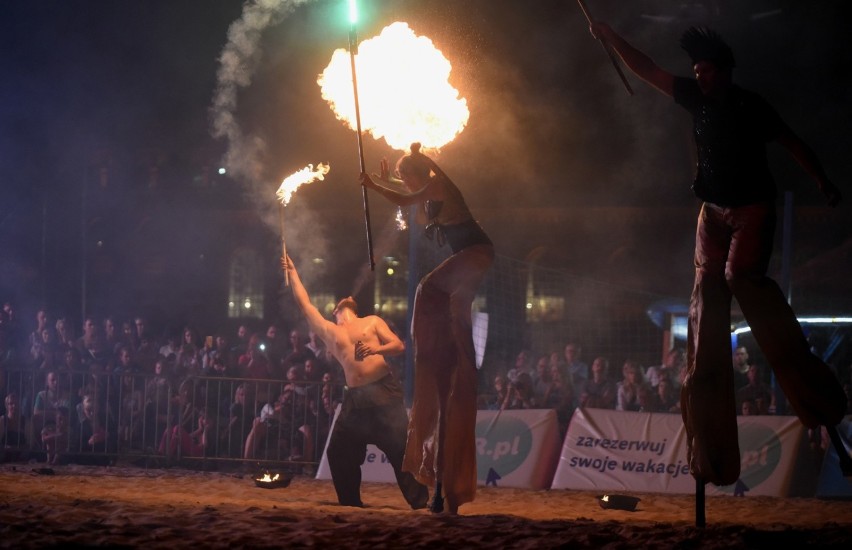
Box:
54;317;75;352
741;398;758;416
72;393;108;460
102;316;122;358
158;330;181;366
482;373;510;410
645;347;685;390
303;356;325;384
1;392;27;457
736;363;775;415
505;372;538;410
616;360;648;412
541;364;575;436
175;326;203;378
202;333;232;374
579;356;616;410
41;406;70;464
120;319;137;354
30;325;61;372
239;334;272;380
144;358;172;450
732;345;752;390
76;316;101;357
28;308;51;351
133;316;151;351
531;354;553;404
262;324;286;377
135;332;160;373
2;301;25;353
506;349;533;384
231;324;251;360
643;375;680;413
158;379;202;458
280;328;313;379
243;383;293;461
160;408;213;460
32;370;72;441
306;329;325;359
226;383;254;459
563;341;589;388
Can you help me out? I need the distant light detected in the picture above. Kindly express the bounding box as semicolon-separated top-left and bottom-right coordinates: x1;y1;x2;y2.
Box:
526;303;532;309
244;299;252;309
733;316;852;335
228;301;235;309
348;0;358;24
218;167;226;175
386;268;394;276
312;257;325;265
96;240;103;247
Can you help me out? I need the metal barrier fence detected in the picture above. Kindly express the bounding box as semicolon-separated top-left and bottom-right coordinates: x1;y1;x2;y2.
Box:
1;367;343;473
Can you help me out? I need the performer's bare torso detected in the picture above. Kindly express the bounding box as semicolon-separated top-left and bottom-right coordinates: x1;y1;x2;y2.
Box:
328;316;392;388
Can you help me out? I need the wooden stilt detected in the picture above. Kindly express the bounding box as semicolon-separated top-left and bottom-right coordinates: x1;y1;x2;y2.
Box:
826;424;852;478
695;477;706;528
429;481;444;513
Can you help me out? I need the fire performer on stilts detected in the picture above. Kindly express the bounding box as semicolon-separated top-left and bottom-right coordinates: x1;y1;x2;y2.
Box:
586;20;851;523
361;143;494;514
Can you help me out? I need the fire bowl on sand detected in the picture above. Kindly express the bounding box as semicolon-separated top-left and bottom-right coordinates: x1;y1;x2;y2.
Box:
597;494;641;511
254;471;293;489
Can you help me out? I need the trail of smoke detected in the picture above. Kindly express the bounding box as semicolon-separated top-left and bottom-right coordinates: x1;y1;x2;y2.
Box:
210;0;314;187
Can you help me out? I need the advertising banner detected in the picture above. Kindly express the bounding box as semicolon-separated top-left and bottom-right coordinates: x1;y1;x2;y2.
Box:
317;407;561;490
551;408;806;497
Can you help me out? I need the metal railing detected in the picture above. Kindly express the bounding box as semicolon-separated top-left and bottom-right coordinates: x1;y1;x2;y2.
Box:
1;367;343;473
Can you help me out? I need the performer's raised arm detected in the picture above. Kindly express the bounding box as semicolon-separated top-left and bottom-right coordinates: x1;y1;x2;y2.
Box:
589;22;675;97
280;255;332;339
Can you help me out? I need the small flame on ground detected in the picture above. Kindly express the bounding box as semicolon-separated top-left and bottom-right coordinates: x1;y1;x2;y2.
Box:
318;22;468;152
257;472;280;483
276;163;331;206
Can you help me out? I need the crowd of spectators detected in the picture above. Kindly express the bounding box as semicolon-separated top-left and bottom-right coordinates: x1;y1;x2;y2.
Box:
476;340;851;440
3;300;850;466
0;300;351;469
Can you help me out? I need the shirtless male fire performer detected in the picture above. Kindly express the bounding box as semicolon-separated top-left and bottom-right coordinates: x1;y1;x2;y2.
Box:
281;255;428;509
588;21;849;490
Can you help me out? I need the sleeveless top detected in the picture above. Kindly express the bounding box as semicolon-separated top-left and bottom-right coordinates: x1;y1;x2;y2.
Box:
422;177;492;254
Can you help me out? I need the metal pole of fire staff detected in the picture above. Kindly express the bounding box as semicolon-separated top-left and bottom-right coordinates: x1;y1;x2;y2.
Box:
576;0;633;95
348;0;376;271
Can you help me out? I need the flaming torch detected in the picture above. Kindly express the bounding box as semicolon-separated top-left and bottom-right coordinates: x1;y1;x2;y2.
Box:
276;162;331;285
319;16;470;228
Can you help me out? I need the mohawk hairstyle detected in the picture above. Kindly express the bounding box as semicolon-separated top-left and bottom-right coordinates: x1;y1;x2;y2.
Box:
680;26;736;70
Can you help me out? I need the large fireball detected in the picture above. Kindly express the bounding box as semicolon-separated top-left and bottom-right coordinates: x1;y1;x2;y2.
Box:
318;22;469;151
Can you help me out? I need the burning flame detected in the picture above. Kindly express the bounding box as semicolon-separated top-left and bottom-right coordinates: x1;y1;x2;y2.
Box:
276;163;331;206
257;472;280;483
318;22;469;152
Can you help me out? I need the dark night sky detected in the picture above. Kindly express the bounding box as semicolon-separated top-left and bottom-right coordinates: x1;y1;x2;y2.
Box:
2;0;851;316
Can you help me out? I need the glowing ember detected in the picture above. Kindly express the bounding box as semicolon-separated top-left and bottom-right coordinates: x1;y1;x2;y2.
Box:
276;163;331;206
318;22;469;151
395;206;407;231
